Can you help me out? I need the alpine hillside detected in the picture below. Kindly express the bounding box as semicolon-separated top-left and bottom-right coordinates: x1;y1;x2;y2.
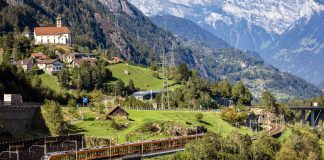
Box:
151;15;263;61
0;0;322;99
151;15;232;49
129;0;324;85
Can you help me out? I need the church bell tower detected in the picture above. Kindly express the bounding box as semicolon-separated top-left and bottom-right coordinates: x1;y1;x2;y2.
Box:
56;16;62;27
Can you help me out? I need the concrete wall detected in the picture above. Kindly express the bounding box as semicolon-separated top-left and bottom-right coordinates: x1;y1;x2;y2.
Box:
0;105;40;133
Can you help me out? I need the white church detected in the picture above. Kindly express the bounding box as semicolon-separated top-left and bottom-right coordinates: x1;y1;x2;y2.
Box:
34;16;71;45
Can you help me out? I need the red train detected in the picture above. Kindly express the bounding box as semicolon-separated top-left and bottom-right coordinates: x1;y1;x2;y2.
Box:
44;134;204;160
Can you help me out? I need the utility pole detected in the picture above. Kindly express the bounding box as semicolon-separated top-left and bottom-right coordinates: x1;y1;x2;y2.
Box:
159;49;171;110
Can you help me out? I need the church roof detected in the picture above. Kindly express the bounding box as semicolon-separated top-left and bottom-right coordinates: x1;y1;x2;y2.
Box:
34;27;71;36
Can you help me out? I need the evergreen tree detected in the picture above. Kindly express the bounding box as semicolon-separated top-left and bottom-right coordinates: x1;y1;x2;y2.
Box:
91;67;100;89
177;63;190;81
232;81;253;106
81;68;91;90
218;79;231;98
127;79;136;94
58;68;70;88
114;79;125;96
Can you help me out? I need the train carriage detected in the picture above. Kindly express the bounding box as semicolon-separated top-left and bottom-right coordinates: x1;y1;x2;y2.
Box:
46;134;205;160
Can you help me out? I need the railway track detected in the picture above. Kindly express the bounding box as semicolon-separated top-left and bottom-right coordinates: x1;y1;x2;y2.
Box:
267;124;285;137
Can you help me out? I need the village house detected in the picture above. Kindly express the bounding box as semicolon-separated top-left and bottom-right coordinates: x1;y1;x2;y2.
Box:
63;53;97;63
70;58;96;68
15;59;34;71
112;57;123;63
31;52;48;62
107;106;129;118
34;16;71;45
37;59;63;74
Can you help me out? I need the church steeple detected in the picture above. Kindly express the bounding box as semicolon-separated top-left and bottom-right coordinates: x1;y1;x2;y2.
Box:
56;16;62;27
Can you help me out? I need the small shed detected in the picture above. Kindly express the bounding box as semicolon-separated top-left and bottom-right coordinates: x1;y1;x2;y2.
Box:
107;106;129;118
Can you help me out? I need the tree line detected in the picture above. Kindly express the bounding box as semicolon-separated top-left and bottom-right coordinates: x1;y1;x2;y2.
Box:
173;127;322;160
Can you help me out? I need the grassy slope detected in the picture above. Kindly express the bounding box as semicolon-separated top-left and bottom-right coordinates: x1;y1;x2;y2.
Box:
107;63;180;90
39;73;64;92
65;108;254;143
39;63;180;92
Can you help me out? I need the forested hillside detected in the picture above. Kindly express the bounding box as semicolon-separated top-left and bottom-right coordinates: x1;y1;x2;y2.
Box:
0;0;322;99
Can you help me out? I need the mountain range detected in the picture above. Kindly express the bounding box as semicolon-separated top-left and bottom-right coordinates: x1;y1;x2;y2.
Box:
0;0;322;99
129;0;324;85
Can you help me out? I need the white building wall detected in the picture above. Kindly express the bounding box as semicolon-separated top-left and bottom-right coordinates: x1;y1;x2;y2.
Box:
37;64;46;70
34;33;71;45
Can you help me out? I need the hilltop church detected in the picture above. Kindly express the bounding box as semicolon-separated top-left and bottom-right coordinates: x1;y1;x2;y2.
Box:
34;16;71;45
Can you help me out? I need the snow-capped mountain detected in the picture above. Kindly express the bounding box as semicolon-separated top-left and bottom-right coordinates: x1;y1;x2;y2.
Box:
130;0;323;34
265;11;324;84
129;0;324;84
129;0;324;52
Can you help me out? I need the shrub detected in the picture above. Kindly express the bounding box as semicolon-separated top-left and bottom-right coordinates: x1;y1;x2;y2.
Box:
110;117;131;130
195;113;204;121
221;108;248;124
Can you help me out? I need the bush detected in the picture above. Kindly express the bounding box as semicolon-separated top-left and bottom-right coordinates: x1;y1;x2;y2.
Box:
220;108;248;124
195;113;204;121
110;117;131;130
67;107;80;119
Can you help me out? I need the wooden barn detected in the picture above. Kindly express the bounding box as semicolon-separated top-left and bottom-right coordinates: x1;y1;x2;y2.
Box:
107;106;129;118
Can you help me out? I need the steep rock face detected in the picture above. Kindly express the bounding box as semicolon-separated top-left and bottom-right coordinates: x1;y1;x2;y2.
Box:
265;11;324;84
151;15;264;62
151;15;231;49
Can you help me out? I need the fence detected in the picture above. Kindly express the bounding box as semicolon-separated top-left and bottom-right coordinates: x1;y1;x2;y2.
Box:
0;134;84;160
123;106;220;113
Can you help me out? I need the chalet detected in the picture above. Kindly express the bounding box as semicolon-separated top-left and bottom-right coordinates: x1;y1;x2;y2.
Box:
70;58;96;68
15;59;34;71
31;52;48;61
0;48;3;63
133;90;163;101
107;106;129;118
34;16;71;45
37;59;63;74
63;53;97;63
112;57;123;63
